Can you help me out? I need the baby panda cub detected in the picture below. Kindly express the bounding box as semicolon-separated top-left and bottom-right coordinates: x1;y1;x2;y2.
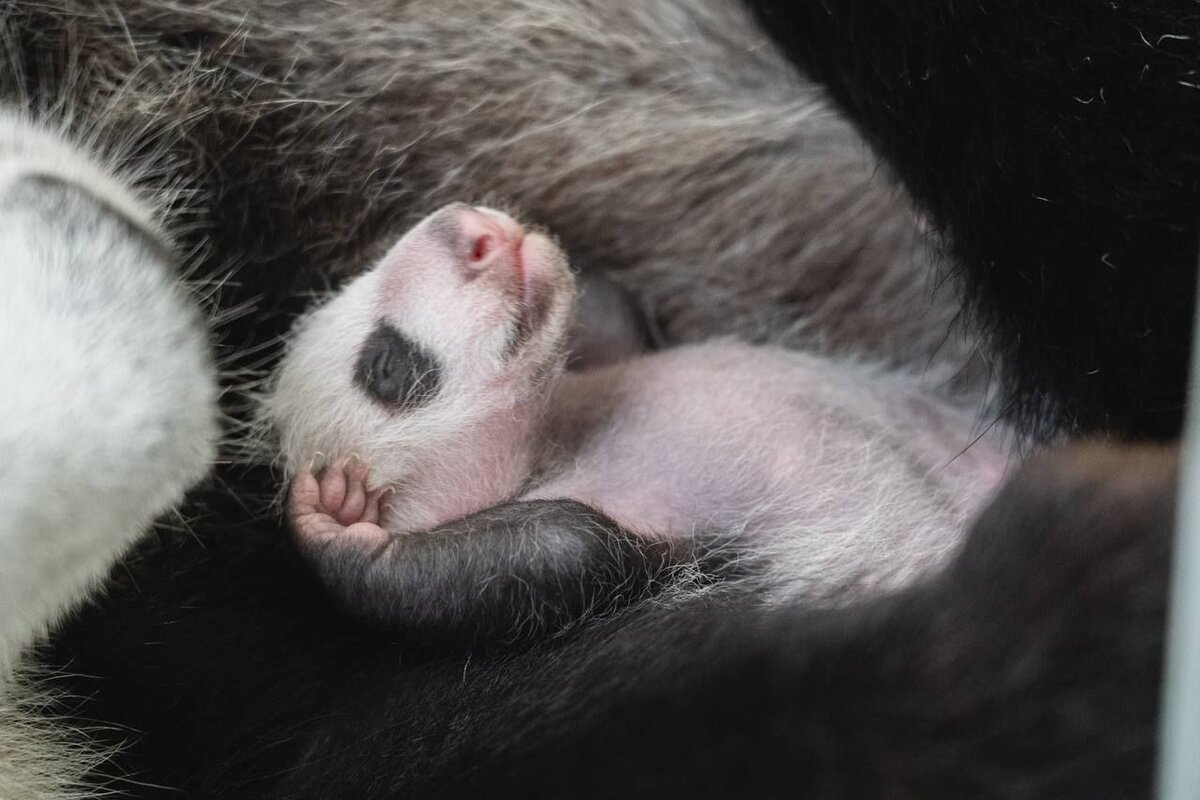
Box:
268;203;1010;646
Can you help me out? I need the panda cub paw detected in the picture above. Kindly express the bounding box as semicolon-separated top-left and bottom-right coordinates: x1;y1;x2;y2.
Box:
287;458;389;547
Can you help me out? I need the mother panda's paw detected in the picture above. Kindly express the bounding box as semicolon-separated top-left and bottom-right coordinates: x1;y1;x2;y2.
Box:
0;111;220;671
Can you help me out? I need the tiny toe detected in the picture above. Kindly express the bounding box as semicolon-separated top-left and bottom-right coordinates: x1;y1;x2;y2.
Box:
362;486;387;526
318;459;349;511
348;459;370;483
337;476;367;526
288;472;325;519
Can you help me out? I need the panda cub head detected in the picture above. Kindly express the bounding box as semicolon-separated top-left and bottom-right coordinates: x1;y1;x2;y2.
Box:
268;202;577;506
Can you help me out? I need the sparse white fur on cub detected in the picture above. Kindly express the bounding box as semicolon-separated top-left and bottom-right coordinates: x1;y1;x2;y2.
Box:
271;203;1012;605
0;112;219;799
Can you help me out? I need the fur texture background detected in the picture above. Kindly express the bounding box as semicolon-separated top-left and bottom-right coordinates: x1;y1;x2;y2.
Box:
747;0;1200;439
0;0;1186;796
1;0;981;383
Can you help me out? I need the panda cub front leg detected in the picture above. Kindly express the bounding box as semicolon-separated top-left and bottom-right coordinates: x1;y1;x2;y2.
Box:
288;459;390;549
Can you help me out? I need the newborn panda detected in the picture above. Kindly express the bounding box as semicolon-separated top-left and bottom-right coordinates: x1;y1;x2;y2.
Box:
268;203;1012;645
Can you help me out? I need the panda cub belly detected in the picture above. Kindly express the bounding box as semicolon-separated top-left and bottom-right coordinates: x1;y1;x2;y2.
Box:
530;342;1007;540
528;341;1009;596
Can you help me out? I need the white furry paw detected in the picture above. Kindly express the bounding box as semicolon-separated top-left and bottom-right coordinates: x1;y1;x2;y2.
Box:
0;113;219;672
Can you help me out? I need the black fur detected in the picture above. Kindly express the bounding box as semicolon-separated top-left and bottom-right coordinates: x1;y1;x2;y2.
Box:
746;0;1200;439
52;447;1173;798
302;498;701;647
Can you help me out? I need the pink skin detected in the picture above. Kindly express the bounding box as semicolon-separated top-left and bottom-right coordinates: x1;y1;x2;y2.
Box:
281;203;1013;595
288;458;388;546
461;206;531;302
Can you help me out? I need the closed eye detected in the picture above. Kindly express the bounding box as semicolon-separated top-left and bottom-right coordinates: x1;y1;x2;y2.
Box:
354;322;442;410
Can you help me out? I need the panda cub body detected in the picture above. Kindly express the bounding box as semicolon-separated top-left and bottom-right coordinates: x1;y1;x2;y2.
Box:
269;203;1011;640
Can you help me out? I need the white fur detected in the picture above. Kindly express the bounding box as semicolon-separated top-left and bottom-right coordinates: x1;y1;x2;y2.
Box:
0;112;218;799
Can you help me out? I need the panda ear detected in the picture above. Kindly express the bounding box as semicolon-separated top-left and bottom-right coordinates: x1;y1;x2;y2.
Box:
354;322;443;411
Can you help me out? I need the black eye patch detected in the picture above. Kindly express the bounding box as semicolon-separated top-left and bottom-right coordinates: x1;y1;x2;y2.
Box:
354;323;442;410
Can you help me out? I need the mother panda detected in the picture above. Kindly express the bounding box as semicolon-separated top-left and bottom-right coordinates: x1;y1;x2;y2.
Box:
0;0;1193;797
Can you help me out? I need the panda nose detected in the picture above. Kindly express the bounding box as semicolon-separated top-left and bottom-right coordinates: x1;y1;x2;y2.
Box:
458;207;524;275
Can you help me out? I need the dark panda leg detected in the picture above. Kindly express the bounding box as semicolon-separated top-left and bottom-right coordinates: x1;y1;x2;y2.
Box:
745;0;1200;439
290;462;712;648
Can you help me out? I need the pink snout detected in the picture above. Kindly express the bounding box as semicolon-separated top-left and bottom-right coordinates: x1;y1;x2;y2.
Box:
458;206;525;277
